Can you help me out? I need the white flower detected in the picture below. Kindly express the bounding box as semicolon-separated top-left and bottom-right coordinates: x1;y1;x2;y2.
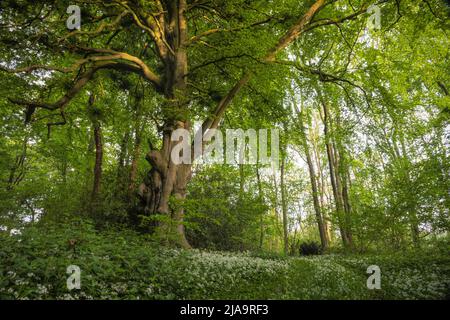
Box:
37;284;48;295
146;286;153;295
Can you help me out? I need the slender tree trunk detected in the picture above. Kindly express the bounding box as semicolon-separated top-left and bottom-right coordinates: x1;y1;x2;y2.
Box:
128;124;142;198
128;133;141;195
270;166;283;249
7;137;27;191
313;134;332;244
398;129;420;246
128;89;144;198
333;142;353;247
82;128;95;210
256;165;264;250
88;94;103;211
280;151;289;255
299;110;328;249
239;164;245;196
117;130;130;192
322;101;351;248
317;106;333;243
91;121;103;202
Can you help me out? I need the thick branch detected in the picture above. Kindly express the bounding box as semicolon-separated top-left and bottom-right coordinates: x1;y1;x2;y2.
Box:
266;0;326;61
8;67;99;111
303;2;370;33
202;0;327;135
0;54;142;75
74;47;162;87
115;0;174;58
187;17;273;45
8;60;157;113
60;10;130;42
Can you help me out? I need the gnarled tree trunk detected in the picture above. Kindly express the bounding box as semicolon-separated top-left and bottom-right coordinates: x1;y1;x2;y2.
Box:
133;0;327;249
135;1;191;247
138;122;192;248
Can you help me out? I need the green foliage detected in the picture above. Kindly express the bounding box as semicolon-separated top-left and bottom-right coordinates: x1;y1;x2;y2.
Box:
185;165;268;251
0;0;449;300
1;220;448;300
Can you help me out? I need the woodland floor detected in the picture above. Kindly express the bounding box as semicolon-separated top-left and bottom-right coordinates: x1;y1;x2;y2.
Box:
1;219;449;300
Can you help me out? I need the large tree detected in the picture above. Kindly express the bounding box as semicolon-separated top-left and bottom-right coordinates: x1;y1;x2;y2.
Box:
0;0;417;247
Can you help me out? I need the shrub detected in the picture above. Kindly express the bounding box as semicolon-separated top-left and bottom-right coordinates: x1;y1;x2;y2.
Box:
299;241;322;256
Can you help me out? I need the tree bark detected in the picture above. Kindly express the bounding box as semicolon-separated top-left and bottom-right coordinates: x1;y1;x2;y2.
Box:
128;128;142;197
398;128;420;246
136;1;192;248
333;142;353;247
138;0;326;248
256;165;265;250
298;110;328;249
128;91;143;199
90;94;103;208
280;150;289;255
117;130;130;193
311;126;332;244
7;136;28;191
271;166;283;250
322;100;351;248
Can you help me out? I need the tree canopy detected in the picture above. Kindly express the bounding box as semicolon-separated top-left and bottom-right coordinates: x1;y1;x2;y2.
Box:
0;1;449;299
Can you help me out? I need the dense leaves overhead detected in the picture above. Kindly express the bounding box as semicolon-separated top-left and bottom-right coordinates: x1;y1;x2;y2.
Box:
0;0;448;272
